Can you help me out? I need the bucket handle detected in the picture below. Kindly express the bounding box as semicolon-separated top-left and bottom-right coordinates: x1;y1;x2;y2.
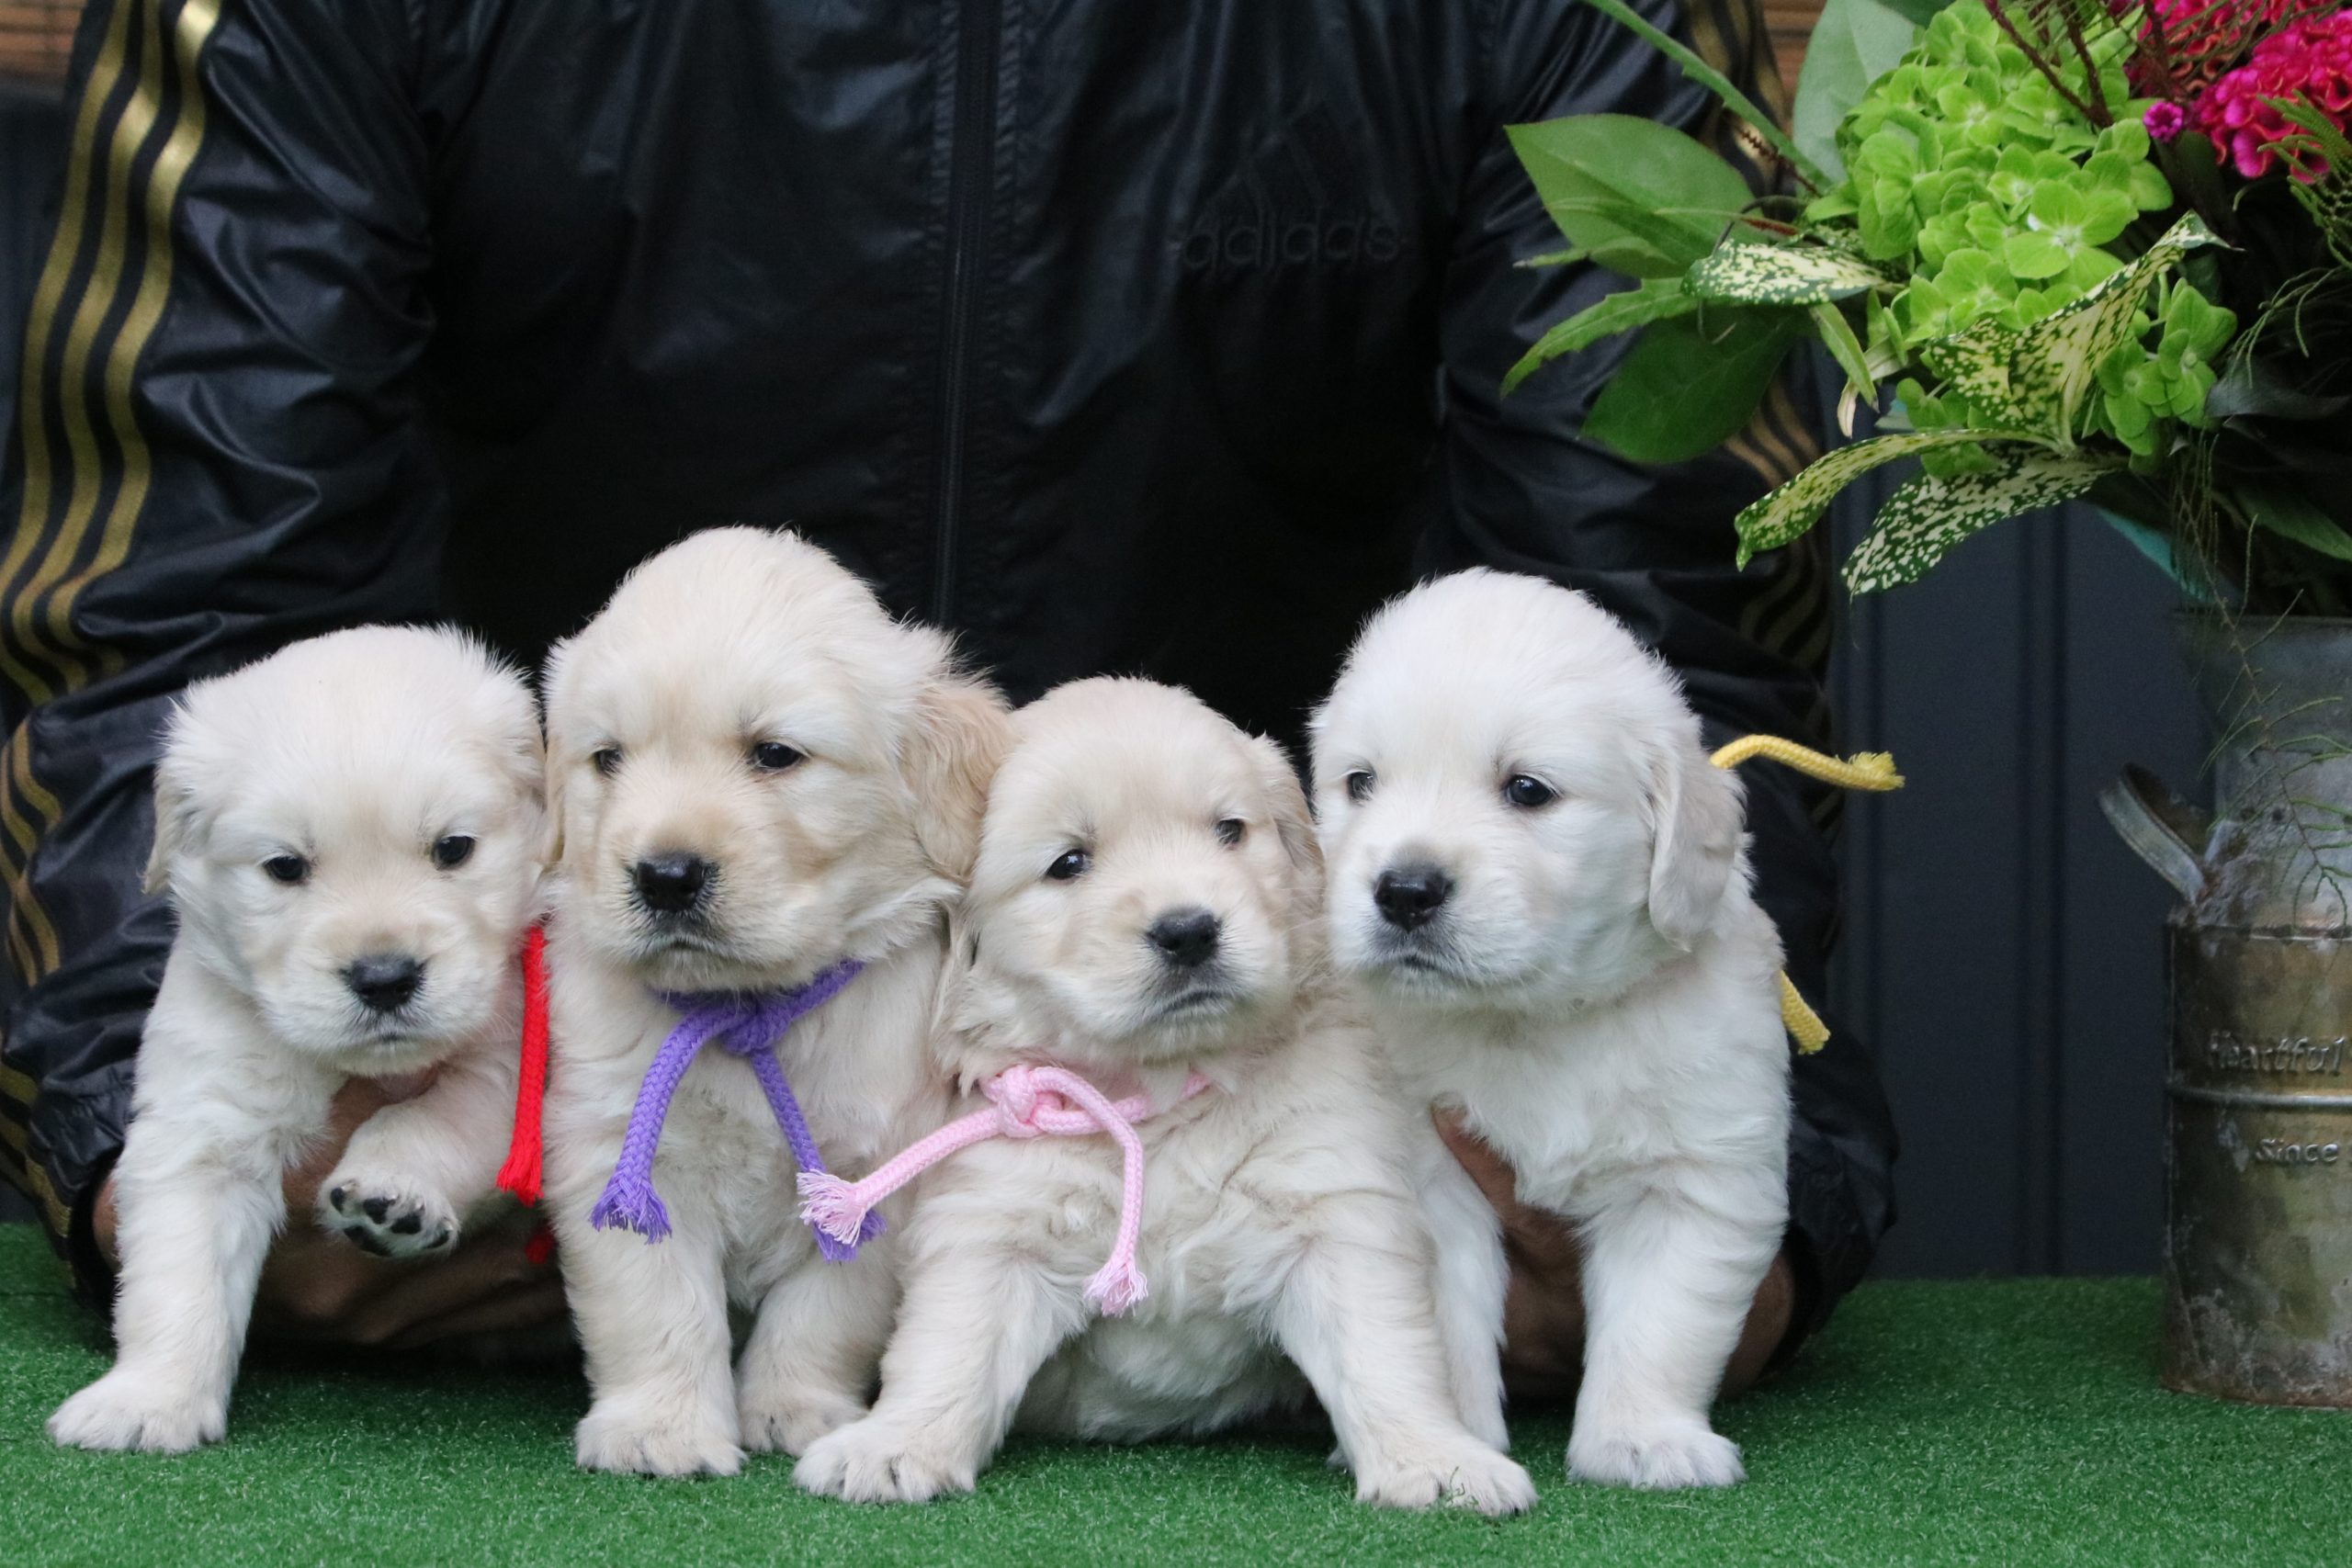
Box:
2098;764;2211;903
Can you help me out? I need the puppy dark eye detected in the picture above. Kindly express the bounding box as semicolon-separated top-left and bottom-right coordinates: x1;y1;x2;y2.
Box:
1045;848;1091;882
432;834;476;870
592;747;623;777
750;741;805;773
1216;818;1246;848
1503;775;1558;808
263;853;311;886
1346;770;1375;804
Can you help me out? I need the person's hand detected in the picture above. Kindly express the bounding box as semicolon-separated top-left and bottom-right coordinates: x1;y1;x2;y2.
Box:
1434;1110;1794;1403
94;1077;565;1350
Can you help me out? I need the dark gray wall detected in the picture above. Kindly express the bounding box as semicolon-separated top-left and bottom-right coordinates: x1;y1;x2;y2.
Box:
1828;479;2207;1276
0;84;2208;1276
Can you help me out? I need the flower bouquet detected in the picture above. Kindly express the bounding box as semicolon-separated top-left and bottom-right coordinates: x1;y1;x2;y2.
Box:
1508;0;2352;615
1508;0;2352;1404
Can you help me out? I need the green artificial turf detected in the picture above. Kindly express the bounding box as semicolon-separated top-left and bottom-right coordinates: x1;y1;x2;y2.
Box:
4;1226;2347;1567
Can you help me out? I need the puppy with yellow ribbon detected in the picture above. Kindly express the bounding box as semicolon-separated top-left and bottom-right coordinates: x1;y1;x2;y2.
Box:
1311;569;1900;1491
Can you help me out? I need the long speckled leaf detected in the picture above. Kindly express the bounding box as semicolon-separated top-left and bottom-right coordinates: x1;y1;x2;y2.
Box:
1917;320;2013;409
1688;243;1888;305
2007;214;2221;434
1845;451;2119;592
1733;427;2043;563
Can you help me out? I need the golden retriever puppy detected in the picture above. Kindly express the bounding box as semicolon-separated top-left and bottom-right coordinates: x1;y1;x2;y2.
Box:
49;627;543;1451
540;526;1006;1477
1311;570;1791;1489
794;678;1531;1514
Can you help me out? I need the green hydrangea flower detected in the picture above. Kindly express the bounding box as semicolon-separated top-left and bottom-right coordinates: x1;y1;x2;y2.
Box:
1805;0;2217;457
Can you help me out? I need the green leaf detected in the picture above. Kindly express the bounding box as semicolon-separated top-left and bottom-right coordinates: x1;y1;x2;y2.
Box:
2006;213;2223;437
1569;0;1832;190
1874;0;1959;22
1812;301;1875;402
2243;486;2352;564
1687;242;1889;304
1844;450;2120;592
1503;278;1700;396
1584;309;1807;466
1917;318;2013;407
1518;246;1589;269
1509;116;1758;277
1544;196;1756;277
1734;426;2051;562
1792;0;1920;182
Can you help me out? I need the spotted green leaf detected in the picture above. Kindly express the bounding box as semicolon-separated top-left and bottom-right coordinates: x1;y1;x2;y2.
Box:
1844;450;2120;592
1917;318;2012;408
1686;243;1889;305
1502;278;1698;396
2003;214;2222;436
1734;426;2047;563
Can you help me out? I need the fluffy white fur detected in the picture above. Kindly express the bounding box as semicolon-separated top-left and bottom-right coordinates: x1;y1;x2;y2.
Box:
49;626;544;1452
540;526;1005;1477
796;678;1531;1515
1310;570;1792;1490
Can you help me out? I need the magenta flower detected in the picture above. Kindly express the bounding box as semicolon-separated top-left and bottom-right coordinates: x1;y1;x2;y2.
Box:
2137;0;2308;96
2188;12;2352;179
2144;99;2188;142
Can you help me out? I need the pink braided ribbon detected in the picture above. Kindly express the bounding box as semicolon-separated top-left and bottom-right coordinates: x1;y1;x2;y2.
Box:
797;1064;1212;1315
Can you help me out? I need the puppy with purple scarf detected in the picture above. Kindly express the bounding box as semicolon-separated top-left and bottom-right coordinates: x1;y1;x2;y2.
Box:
537;527;1009;1476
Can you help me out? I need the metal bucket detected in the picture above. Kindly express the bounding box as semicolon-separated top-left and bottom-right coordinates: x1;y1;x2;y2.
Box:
2104;615;2352;1406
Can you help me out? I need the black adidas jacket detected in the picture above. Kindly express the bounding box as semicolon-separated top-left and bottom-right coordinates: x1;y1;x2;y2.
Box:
0;0;1896;1329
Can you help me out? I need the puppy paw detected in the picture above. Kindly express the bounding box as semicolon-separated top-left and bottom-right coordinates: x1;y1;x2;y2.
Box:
739;1386;866;1458
795;1419;978;1504
1568;1421;1745;1490
49;1369;226;1453
1353;1438;1538;1517
316;1168;459;1259
574;1400;743;1478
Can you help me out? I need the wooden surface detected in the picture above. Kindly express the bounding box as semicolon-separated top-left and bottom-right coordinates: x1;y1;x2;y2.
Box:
1768;0;1827;87
0;1;73;85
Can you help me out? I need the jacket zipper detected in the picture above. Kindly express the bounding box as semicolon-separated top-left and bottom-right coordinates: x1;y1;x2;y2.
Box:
930;0;1003;626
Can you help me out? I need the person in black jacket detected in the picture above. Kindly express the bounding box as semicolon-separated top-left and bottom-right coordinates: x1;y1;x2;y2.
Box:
0;0;1894;1390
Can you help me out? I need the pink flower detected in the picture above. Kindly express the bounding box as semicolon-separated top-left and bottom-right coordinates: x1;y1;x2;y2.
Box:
2144;99;2188;141
2188;12;2352;179
2137;0;2308;96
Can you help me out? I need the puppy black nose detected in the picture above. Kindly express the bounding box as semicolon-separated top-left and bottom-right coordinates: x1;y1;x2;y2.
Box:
345;953;424;1014
1374;863;1453;930
1146;907;1221;968
632;852;713;914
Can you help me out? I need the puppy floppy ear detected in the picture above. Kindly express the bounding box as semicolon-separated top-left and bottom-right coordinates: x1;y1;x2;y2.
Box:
1644;731;1744;950
1246;734;1325;915
905;667;1013;884
142;751;199;897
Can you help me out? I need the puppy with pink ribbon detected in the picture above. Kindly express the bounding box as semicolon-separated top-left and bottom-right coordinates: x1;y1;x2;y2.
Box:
795;678;1532;1515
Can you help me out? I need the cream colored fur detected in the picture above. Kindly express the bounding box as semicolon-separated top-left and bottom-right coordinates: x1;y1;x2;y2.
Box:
796;678;1530;1514
49;627;543;1451
539;526;1005;1477
1312;570;1792;1490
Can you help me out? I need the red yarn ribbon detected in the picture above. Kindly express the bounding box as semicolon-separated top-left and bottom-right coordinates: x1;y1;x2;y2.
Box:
496;925;551;1207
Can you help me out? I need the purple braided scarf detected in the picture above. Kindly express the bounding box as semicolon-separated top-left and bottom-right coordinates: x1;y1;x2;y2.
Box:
589;959;884;1261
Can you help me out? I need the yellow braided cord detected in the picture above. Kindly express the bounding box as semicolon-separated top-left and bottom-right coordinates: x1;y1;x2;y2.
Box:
1709;734;1905;791
1706;734;1893;1054
1779;972;1829;1055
